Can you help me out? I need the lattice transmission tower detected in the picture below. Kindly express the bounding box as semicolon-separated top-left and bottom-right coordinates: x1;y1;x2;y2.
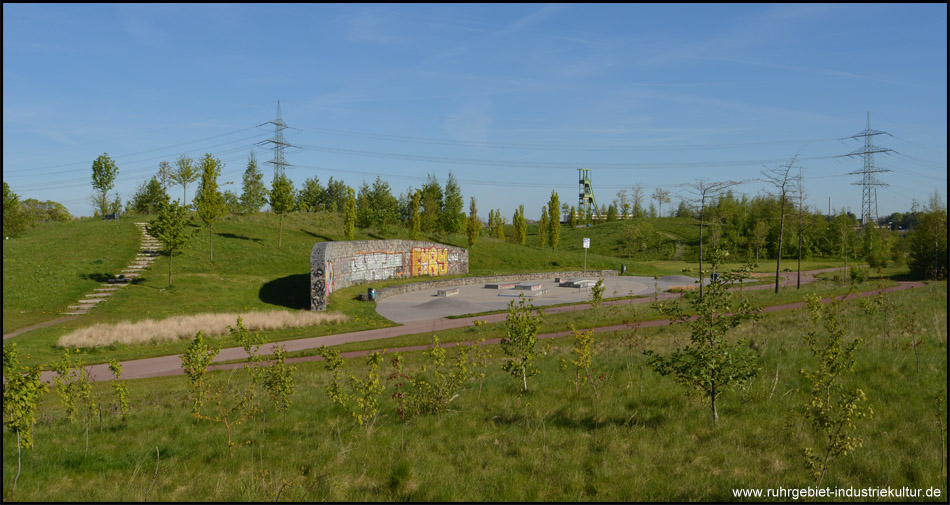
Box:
839;112;894;227
257;100;300;180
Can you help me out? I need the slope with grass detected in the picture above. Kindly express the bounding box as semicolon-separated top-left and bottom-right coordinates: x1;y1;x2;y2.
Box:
2;218;141;333
3;282;945;501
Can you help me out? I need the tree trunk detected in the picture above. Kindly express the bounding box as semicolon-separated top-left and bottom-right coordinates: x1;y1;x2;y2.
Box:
711;384;719;424
13;429;21;496
774;195;786;294
209;226;214;262
168;251;174;287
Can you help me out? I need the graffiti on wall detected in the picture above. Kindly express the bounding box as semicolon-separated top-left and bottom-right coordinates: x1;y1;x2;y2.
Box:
347;251;405;282
411;246;450;277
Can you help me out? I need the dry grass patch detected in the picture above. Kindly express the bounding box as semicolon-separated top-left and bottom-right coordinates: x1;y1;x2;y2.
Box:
57;310;348;348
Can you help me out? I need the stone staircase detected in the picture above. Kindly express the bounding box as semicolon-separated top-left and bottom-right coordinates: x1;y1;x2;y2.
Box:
59;222;160;315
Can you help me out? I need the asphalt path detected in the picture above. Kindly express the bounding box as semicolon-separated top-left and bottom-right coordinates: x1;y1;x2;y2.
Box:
34;267;924;384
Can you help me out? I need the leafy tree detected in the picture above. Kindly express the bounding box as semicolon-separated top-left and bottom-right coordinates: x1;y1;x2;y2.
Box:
3;343;49;497
442;171;465;234
3;182;31;237
569;205;578;229
500;295;545;393
194;153;226;262
240;152;268;214
538;206;548;247
797;300;873;486
262;345;296;413
493;209;505;239
107;360;130;422
548;191;561;250
171;155;199;209
652;187;671;217
297;176;324;212
606;203;618;222
645;249;760;423
157;160;173;192
147;198;197;287
355;176;399;232
343;186;357;240
128;177;167;215
513;205;527;245
420;174;444;233
221;190;241;215
322;177;350;213
615;189;630;219
466;196;479;248
91;153;119;217
21;198;72;222
409;189;422;240
52;350;97;455
750;220;768;266
908;191;947;280
269;173;296;248
181;331;220;416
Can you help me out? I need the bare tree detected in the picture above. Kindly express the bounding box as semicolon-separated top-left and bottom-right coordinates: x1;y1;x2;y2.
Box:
681;179;743;299
631;184;645;218
615;189;630;219
761;154;799;294
795;167;807;289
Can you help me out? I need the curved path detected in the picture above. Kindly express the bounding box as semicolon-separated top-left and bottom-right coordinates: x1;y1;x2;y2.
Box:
36;268;925;384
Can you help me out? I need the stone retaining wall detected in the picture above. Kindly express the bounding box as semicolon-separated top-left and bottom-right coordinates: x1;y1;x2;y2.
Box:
374;270;618;301
311;240;469;310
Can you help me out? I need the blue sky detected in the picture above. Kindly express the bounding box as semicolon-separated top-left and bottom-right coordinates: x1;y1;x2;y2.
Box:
3;3;947;220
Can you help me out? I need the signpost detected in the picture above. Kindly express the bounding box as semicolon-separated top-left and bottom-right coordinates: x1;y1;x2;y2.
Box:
583;237;590;269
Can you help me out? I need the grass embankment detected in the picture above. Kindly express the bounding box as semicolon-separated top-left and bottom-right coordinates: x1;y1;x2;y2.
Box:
3;282;945;501
2;218;141;333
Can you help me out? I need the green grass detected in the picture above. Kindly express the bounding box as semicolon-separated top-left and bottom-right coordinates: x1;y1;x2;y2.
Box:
4;282;946;501
4;210;871;369
2;218;141;333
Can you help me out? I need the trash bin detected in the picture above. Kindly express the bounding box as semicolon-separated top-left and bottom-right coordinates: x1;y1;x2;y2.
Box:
368;288;376;301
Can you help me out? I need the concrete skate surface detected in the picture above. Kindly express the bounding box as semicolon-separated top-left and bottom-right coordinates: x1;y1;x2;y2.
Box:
376;275;701;323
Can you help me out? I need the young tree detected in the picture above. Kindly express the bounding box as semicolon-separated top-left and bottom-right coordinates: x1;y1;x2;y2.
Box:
751;220;768;266
240;152;268;214
908;191;947;280
297;176;324;212
269;173;296;248
157;160;173;192
606;203;618;222
494;209;506;240
409;189;422;240
129;177;167;215
343;186;357;240
442;171;465;234
795;167;807;289
466;196;480;248
645;250;760;423
501;295;545;393
147;199;196;287
762;154;798;294
3;343;49;497
630;183;645;218
194;154;226;262
683;179;742;299
171;155;199;209
91;153;119;218
548;190;561;250
652;187;671;217
538;206;548;247
616;189;630;219
569;206;578;228
513;205;527;245
797;300;873;487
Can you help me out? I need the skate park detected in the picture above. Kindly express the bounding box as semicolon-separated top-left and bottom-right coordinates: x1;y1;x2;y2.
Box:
374;274;699;323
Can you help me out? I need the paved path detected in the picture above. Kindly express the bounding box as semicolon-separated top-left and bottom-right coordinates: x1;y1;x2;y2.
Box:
37;268;924;384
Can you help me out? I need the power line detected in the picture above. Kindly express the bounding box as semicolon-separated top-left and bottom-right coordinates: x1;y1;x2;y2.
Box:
837;112;894;227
